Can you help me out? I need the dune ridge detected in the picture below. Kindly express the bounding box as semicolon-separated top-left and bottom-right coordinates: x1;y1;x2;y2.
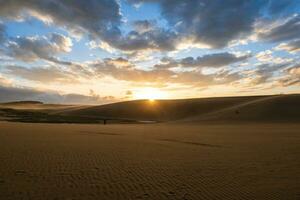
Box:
0;94;299;123
58;94;300;123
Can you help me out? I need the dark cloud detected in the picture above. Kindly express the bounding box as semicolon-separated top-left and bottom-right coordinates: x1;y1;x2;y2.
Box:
118;20;178;52
5;33;72;63
1;0;298;52
276;39;300;53
275;65;300;87
132;20;156;33
155;52;250;69
282;65;300;86
276;78;300;87
128;0;299;48
246;63;290;85
0;0;121;39
0;23;6;43
1;32;91;76
159;0;263;48
180;53;250;68
0;0;176;52
105;27;178;51
0;85;115;104
257;15;300;43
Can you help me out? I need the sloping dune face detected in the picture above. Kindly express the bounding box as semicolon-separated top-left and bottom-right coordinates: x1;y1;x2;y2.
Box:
59;94;300;123
0;94;300;123
57;96;264;121
183;94;300;123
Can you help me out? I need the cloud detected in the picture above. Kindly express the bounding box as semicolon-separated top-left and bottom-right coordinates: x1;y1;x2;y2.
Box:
276;77;300;87
275;39;300;53
0;0;122;40
274;65;300;87
0;74;12;86
255;50;275;62
276;64;300;87
50;33;73;52
155;52;250;69
0;23;6;43
244;63;290;86
91;57;243;88
1;0;298;53
0;0;177;52
257;15;300;43
3;57;195;87
128;0;299;48
180;52;250;68
3;65;78;83
288;65;300;76
255;50;288;64
104;57;133;69
4;33;72;63
0;85;116;104
105;19;180;51
123;90;134;99
105;26;179;51
93;58;175;83
125;90;133;96
132;20;156;33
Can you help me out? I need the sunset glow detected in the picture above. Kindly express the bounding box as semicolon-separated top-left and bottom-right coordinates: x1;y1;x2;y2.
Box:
0;1;299;104
134;88;169;100
0;2;299;199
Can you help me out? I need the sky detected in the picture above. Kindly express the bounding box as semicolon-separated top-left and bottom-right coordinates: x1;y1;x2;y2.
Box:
0;0;300;104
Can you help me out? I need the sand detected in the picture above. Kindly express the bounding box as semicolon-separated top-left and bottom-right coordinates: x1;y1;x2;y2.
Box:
1;94;300;124
0;122;299;200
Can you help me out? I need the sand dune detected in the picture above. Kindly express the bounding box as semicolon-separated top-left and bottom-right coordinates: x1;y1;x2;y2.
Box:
58;95;261;121
181;94;300;123
57;94;300;123
1;94;300;123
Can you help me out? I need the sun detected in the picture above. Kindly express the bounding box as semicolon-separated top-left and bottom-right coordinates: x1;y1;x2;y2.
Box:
134;88;168;101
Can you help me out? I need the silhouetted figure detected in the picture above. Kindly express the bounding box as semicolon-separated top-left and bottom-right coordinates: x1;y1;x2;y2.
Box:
103;119;107;125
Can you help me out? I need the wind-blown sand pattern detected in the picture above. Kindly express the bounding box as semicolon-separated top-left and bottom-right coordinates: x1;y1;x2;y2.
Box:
0;122;299;199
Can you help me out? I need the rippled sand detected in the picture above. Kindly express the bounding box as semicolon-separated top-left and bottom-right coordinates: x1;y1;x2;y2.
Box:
0;122;299;199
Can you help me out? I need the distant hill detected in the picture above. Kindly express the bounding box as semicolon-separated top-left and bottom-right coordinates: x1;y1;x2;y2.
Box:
0;101;43;105
0;94;299;123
